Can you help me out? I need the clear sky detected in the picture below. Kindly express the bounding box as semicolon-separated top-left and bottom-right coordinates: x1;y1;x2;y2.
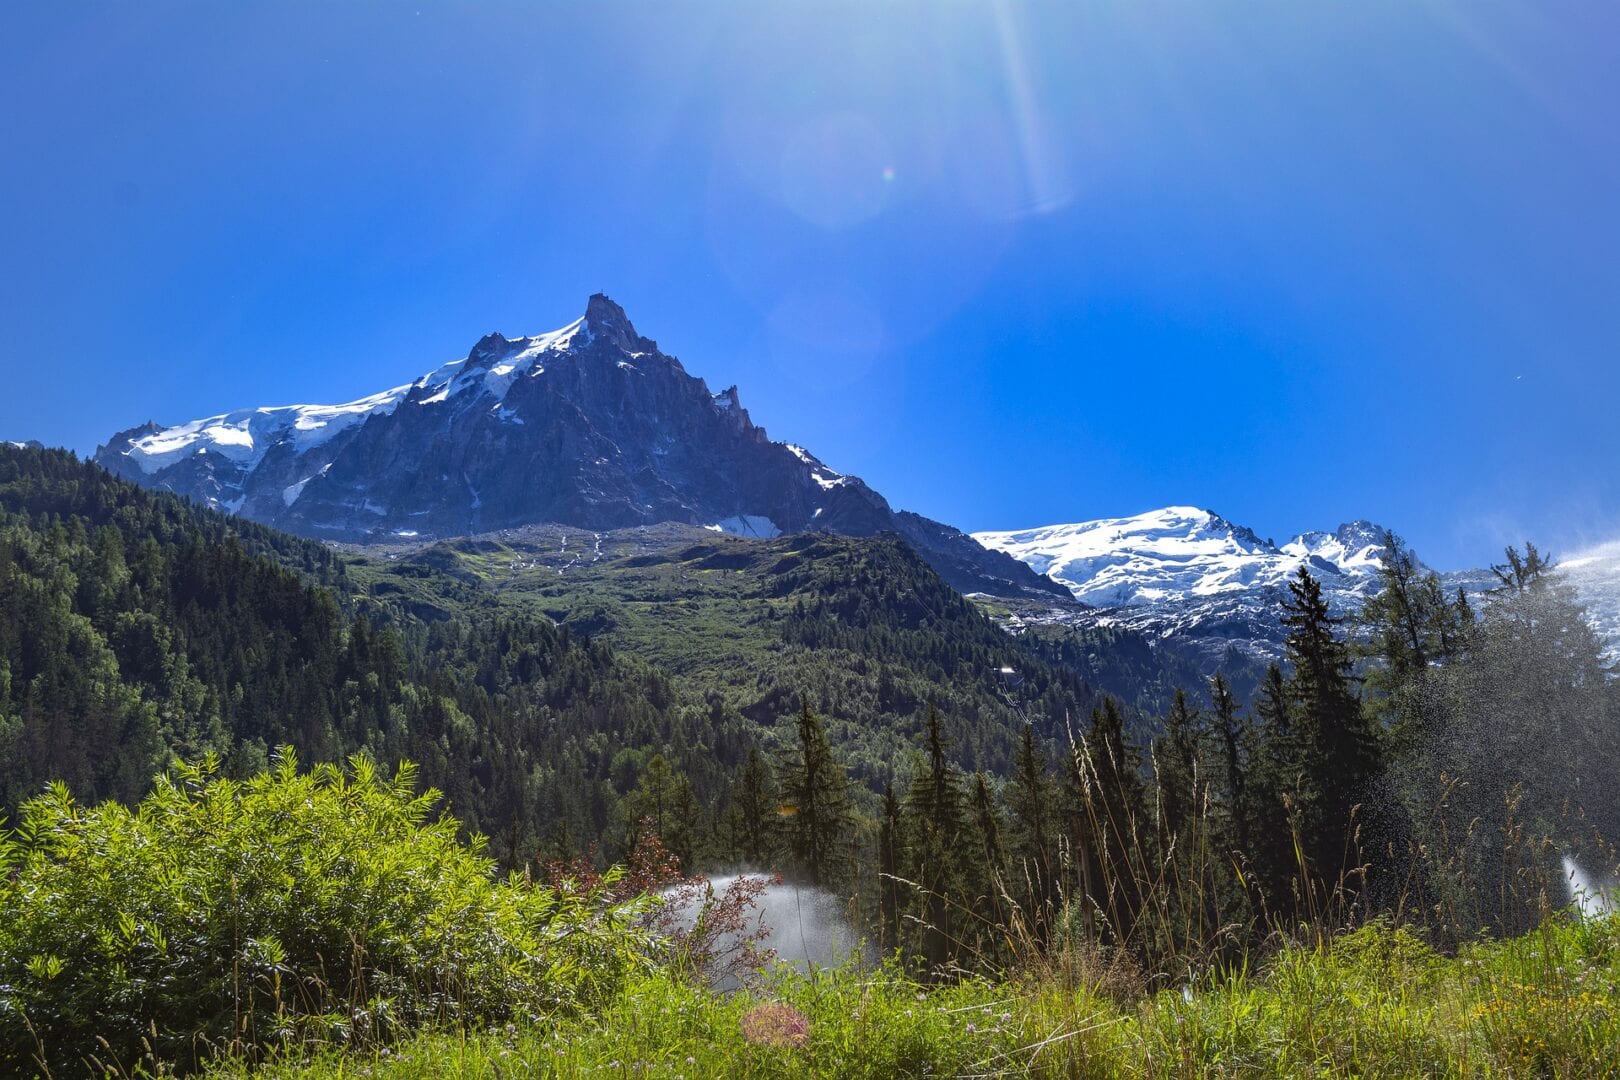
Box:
2;2;1617;570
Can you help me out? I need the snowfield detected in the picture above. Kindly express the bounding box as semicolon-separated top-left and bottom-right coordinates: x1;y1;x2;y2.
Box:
974;507;1387;609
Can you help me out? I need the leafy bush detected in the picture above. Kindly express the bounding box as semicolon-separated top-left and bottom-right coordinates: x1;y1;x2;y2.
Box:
0;751;654;1075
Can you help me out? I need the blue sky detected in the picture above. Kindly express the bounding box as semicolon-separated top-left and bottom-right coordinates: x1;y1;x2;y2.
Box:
2;2;1617;569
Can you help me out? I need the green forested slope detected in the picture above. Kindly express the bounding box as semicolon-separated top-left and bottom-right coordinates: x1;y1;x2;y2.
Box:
341;523;1124;783
0;446;1128;865
0;445;737;860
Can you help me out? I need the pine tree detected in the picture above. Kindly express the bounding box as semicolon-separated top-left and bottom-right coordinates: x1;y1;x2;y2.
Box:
878;781;904;951
726;742;780;868
1069;697;1146;941
1249;661;1297;882
1359;530;1469;742
620;754;699;869
1153;688;1204;846
1279;566;1379;886
967;770;1008;957
1417;543;1620;933
780;698;854;890
902;704;970;971
1208;672;1252;861
1004;721;1056;942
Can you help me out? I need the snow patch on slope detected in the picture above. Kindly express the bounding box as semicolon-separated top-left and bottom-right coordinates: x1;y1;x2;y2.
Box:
786;443;850;491
122;317;592;476
706;515;782;539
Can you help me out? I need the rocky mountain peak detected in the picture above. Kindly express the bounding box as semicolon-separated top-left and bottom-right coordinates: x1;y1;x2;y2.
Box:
91;295;1066;600
467;331;512;367
583;293;646;352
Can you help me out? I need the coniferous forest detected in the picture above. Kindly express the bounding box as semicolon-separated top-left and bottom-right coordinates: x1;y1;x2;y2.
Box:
5;441;1620;1074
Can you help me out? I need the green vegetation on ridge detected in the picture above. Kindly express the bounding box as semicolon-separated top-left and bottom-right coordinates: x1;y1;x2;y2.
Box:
6;444;1620;1076
344;523;1117;781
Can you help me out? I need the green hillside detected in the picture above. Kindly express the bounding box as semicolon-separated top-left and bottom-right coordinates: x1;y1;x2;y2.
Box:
342;523;1132;783
0;445;730;862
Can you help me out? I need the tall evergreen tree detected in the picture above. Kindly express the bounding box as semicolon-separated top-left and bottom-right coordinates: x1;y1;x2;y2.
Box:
620;754;700;869
966;770;1008;960
1208;672;1252;862
1279;566;1380;887
878;781;904;951
1068;697;1146;941
1153;688;1204;845
725;742;780;868
1409;544;1620;934
1359;530;1470;743
780;698;854;890
1004;721;1057;942
903;704;970;971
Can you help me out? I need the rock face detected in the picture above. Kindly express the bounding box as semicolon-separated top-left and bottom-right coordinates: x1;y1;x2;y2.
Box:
96;295;1064;599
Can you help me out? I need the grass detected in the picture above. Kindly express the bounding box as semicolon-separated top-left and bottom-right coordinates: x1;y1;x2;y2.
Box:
211;914;1620;1079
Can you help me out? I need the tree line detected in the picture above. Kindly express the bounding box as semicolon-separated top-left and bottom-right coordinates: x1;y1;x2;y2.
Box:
622;536;1620;976
5;443;1617;981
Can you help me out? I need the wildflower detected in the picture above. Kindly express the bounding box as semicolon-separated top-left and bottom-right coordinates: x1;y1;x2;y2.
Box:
966;1022;977;1034
741;1002;809;1049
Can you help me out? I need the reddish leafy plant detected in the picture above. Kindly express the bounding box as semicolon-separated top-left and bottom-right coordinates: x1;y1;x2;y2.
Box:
541;819;779;987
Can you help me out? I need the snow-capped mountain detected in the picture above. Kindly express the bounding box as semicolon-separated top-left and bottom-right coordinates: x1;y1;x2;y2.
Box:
975;508;1459;668
96;295;1062;599
977;508;1620;679
976;508;1387;609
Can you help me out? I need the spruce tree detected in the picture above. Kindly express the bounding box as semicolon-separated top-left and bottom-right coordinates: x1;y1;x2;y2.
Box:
903;704;969;971
1004;721;1056;941
726;742;780;868
1359;530;1469;742
1416;543;1620;932
1069;697;1146;940
1153;688;1203;846
1279;566;1379;887
967;770;1008;958
780;698;854;890
620;754;699;869
878;781;904;951
1208;672;1252;861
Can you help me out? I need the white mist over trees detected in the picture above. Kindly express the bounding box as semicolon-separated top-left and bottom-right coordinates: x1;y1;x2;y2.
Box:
1383;539;1620;935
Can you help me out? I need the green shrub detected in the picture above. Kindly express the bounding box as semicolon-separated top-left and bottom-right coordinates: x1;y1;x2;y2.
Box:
0;751;654;1076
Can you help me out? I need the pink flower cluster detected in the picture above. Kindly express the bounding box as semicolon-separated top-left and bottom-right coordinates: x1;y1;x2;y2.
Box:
740;1002;810;1049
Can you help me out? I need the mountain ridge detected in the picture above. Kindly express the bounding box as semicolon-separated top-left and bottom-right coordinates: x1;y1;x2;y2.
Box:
974;507;1389;609
974;507;1497;670
95;295;1065;601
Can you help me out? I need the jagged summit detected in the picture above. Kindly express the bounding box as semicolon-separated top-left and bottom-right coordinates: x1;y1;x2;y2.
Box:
95;296;1063;599
584;292;626;326
466;331;514;366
